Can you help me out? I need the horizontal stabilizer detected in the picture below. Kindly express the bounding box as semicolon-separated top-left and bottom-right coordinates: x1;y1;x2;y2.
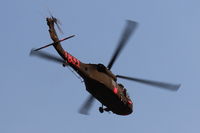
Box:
33;35;75;51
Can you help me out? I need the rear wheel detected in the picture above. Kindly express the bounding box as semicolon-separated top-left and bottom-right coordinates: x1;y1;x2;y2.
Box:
99;107;104;113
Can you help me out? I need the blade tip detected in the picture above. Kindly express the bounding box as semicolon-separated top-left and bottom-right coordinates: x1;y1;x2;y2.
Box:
126;20;138;26
29;48;35;56
176;84;181;90
79;110;89;115
170;84;181;91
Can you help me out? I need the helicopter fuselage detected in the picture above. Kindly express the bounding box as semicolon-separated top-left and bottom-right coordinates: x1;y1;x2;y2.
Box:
64;53;133;115
77;62;133;115
46;17;133;115
84;73;133;115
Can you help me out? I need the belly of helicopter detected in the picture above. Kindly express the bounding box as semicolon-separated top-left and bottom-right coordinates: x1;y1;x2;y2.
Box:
84;78;132;115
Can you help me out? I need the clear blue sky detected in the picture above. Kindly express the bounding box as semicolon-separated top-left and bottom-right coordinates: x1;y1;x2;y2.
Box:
0;0;200;133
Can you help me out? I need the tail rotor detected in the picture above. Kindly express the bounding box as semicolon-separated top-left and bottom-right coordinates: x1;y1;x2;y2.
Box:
48;10;64;34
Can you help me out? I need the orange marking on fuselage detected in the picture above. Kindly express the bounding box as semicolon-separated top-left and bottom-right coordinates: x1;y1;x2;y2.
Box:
64;51;80;68
113;87;118;94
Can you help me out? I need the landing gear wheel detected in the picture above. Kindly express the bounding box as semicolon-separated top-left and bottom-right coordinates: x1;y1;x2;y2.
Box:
62;62;68;67
99;107;104;113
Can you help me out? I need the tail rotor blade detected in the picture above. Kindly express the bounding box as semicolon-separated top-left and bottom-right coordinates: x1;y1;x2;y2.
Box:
55;19;64;34
116;75;181;91
48;10;64;34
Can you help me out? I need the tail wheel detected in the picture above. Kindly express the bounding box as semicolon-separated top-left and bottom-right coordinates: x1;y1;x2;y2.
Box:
99;107;104;113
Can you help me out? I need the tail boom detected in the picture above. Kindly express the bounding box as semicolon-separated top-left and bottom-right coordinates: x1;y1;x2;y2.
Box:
46;17;84;71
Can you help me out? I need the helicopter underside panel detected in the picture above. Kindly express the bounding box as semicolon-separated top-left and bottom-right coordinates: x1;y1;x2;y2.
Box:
84;78;132;115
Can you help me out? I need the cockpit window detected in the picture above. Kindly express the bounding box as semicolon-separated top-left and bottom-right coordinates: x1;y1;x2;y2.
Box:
118;83;127;96
126;92;130;98
118;83;131;99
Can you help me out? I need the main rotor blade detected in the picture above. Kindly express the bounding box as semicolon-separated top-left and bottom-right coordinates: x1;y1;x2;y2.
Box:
116;75;181;91
107;20;138;70
30;49;65;64
79;95;95;115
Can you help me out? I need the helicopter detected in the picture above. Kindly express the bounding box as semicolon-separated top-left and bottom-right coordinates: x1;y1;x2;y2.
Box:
30;16;181;116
